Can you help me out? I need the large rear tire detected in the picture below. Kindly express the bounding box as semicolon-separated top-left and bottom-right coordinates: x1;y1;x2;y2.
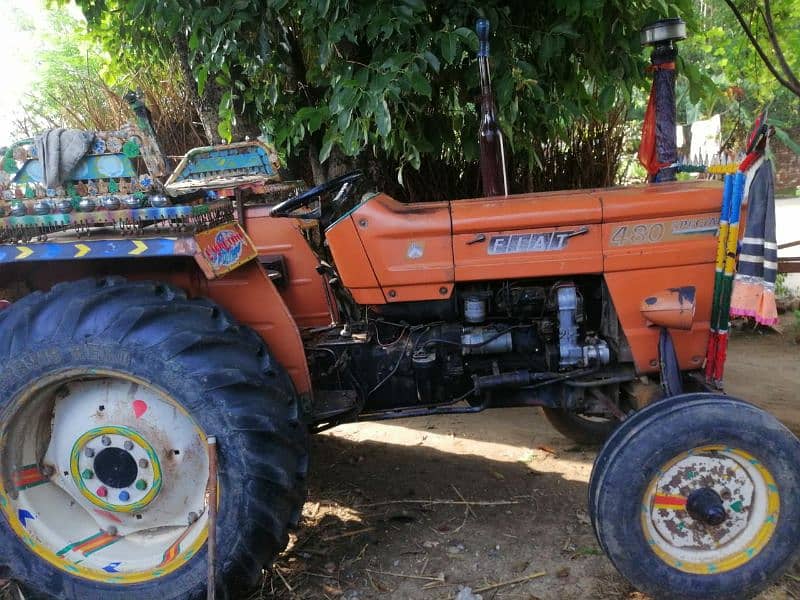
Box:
0;278;308;599
541;407;616;445
590;393;800;599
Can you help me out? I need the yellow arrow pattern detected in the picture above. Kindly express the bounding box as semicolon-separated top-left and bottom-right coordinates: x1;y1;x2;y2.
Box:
129;240;148;255
74;244;90;258
15;246;33;260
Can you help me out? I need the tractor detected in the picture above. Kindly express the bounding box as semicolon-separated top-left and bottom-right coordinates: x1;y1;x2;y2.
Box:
1;18;799;600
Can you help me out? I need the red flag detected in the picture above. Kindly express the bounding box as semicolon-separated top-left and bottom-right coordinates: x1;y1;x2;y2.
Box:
638;63;675;176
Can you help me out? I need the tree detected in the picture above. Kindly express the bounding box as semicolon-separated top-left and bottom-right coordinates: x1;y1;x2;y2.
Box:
10;7;205;157
722;0;799;99
672;0;800;158
71;0;695;198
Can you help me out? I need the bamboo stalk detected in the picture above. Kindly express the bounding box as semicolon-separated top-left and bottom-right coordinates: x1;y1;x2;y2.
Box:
206;436;218;600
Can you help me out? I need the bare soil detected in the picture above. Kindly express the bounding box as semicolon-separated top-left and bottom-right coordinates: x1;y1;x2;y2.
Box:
265;314;800;600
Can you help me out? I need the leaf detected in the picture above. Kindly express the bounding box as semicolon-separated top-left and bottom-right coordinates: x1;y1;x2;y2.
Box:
196;66;209;97
401;0;424;10
319;129;336;163
775;127;800;156
375;97;391;137
408;146;421;170
338;108;352;131
218;119;232;143
453;27;478;51
550;22;579;39
218;90;233;117
598;85;615;113
423;50;440;73
407;70;432;97
440;32;457;64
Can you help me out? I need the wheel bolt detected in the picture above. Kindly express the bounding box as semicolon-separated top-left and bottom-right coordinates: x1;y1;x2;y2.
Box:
123;440;134;451
84;447;95;458
101;436;111;446
187;511;198;524
118;490;130;502
81;469;94;480
135;479;148;491
96;486;108;497
138;458;149;469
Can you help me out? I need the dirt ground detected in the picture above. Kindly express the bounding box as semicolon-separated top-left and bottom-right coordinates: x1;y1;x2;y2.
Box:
266;315;800;600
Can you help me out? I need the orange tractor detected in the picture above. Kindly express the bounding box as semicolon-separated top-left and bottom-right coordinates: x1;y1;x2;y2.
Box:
1;19;799;600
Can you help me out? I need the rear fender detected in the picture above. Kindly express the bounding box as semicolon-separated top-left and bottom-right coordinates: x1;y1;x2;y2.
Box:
0;258;312;397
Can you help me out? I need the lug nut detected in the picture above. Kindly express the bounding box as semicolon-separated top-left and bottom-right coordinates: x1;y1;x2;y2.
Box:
101;436;111;446
81;469;94;480
187;511;199;524
123;440;134;451
84;447;95;458
135;479;148;491
96;486;108;497
118;490;130;502
138;458;149;469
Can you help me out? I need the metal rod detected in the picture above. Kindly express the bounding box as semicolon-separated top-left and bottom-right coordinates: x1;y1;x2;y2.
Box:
206;435;218;600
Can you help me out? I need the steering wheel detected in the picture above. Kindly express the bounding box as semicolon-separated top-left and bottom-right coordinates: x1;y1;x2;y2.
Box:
270;170;363;218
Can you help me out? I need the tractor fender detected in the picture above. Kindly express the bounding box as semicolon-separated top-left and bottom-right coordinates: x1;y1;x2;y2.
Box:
0;257;312;402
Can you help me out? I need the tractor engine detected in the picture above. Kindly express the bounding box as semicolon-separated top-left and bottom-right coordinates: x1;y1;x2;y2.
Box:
308;278;614;418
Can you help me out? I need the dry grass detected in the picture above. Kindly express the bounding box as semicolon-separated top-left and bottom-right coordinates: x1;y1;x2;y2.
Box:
11;56;206;158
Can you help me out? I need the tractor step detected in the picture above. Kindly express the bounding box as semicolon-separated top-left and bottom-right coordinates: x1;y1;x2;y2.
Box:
312;390;358;420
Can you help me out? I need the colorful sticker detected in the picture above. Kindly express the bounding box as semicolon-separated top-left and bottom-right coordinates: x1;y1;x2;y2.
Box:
193;222;258;279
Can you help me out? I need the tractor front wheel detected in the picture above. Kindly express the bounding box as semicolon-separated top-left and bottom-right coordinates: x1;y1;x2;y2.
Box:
590;393;800;599
0;278;308;600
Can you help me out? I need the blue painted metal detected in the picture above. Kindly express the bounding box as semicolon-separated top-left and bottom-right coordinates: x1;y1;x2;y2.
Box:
0;237;197;264
171;145;275;182
0;201;223;229
13;154;137;184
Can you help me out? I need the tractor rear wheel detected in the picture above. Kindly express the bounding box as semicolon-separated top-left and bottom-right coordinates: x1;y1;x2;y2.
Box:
0;277;308;600
542;385;629;445
590;393;800;599
541;408;616;445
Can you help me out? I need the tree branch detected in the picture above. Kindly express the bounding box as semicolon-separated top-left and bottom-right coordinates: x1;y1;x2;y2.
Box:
722;0;800;98
762;0;800;91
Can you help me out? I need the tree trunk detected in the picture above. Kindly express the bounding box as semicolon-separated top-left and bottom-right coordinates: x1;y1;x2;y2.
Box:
173;34;221;145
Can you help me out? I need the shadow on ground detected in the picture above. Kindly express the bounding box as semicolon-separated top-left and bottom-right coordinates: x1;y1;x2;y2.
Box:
262;424;630;600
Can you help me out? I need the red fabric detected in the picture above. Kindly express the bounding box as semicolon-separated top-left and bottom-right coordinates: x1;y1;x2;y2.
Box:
738;151;759;173
704;333;717;381
638;63;675;176
712;334;728;382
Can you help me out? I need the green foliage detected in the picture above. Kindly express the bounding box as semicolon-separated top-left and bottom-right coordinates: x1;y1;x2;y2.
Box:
12;6;205;156
72;0;694;197
11;7;111;134
677;0;800;154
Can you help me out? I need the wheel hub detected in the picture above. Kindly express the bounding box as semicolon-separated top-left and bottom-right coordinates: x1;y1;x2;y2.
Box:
685;486;726;526
0;375;210;583
94;448;137;488
70;426;162;512
642;445;779;574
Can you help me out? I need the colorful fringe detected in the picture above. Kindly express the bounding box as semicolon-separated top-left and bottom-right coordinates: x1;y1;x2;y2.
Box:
705;173;744;385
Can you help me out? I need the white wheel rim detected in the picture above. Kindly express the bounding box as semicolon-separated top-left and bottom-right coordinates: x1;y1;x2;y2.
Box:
0;372;210;583
641;445;780;574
